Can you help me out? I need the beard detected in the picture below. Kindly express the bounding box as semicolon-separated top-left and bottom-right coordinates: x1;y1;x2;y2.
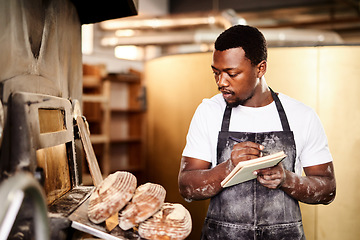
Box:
219;87;255;108
226;95;253;108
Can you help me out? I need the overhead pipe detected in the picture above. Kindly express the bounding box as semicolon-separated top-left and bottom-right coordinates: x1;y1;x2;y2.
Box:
98;9;343;52
101;27;343;47
100;9;246;31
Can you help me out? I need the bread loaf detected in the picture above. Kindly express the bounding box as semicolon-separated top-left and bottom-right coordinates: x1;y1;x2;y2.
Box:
138;203;192;240
119;182;166;230
88;171;137;224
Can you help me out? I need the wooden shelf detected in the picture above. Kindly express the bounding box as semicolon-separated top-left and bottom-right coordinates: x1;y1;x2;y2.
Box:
107;73;141;83
89;134;109;144
82;65;146;183
83;75;102;88
83;94;109;103
82;64;111;177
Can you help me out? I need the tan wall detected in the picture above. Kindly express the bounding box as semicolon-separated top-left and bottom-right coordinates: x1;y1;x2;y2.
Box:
145;53;217;239
266;47;319;240
267;46;360;240
145;46;360;240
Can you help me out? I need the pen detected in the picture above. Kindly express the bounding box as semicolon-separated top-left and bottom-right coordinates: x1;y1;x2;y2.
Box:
228;136;270;154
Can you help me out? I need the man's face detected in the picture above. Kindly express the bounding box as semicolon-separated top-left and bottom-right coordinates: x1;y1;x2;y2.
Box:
211;47;260;107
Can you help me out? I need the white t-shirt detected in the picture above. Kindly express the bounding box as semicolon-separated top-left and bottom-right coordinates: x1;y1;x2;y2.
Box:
182;93;332;175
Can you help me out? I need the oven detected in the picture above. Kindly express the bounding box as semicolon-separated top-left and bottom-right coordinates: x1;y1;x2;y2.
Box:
0;0;138;239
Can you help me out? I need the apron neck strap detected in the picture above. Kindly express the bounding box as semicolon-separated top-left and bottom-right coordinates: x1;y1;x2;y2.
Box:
221;105;232;131
221;87;291;132
269;87;291;131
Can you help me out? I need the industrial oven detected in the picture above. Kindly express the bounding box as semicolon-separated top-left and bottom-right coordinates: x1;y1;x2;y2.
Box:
0;0;138;239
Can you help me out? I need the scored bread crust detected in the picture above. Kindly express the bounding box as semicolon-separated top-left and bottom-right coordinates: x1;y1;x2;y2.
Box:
119;182;166;230
138;203;192;240
87;171;137;224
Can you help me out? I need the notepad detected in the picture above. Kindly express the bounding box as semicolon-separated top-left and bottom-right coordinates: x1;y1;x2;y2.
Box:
221;151;287;188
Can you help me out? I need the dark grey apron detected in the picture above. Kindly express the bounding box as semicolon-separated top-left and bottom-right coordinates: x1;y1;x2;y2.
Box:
201;89;305;240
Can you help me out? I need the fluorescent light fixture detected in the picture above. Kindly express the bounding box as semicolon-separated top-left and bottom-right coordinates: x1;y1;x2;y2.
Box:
114;45;143;60
115;29;136;37
81;24;93;55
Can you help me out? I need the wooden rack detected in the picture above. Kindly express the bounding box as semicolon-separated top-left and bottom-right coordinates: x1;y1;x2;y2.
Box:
82;64;146;183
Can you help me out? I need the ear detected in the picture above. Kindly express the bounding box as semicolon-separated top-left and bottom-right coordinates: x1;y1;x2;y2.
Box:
257;60;267;78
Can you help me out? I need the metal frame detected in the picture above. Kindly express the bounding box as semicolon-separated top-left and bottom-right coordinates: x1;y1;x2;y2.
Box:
0;172;49;240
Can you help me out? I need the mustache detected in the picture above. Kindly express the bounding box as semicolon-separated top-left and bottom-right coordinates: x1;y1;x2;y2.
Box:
218;86;234;94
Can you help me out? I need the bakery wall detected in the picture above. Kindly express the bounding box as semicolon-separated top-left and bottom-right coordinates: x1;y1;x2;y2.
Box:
266;45;360;240
145;53;217;239
144;45;360;240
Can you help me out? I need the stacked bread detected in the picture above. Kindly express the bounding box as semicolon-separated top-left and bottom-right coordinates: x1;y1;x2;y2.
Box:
88;171;137;224
119;182;166;230
138;203;192;240
87;171;192;240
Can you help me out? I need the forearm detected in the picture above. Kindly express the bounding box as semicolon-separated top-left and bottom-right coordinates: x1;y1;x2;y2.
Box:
281;170;336;204
178;159;233;200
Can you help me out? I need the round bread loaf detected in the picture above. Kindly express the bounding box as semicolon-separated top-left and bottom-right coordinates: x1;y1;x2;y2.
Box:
119;182;166;230
138;203;192;240
87;171;137;224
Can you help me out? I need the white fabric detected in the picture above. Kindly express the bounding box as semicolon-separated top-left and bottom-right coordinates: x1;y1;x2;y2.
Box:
182;92;333;175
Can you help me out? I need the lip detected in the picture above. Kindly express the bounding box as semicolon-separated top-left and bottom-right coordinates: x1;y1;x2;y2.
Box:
221;90;234;100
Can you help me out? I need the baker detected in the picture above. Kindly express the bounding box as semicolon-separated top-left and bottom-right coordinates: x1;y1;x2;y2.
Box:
178;25;336;240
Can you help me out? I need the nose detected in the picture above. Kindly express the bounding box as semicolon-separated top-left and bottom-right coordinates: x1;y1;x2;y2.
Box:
216;72;229;88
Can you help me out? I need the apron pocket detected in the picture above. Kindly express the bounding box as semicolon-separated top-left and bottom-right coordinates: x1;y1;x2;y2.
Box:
201;218;254;240
260;221;305;240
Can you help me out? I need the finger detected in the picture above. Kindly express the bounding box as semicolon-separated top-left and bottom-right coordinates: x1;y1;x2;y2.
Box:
257;176;282;189
261;173;281;181
232;146;262;156
233;141;265;156
241;154;260;161
241;141;264;150
255;168;274;176
231;149;261;165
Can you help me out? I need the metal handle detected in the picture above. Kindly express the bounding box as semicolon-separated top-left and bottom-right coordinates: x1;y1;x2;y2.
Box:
0;172;50;240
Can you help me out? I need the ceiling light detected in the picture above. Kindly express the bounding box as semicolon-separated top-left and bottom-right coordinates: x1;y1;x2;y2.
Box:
114;45;144;60
81;24;93;55
115;29;136;37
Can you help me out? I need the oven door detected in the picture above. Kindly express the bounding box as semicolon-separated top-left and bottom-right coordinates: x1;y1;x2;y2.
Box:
0;92;93;236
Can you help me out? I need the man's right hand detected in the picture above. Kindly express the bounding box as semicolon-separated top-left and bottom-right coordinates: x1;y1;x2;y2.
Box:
230;141;264;166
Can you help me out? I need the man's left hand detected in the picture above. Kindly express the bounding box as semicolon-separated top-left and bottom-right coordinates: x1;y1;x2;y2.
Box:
254;163;286;189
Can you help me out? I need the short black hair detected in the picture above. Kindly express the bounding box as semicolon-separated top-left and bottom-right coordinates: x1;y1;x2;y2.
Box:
214;25;267;66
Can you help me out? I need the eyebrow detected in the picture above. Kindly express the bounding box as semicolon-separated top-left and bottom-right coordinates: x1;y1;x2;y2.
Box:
211;65;237;72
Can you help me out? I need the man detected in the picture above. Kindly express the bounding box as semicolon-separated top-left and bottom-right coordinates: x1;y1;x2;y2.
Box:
178;25;336;240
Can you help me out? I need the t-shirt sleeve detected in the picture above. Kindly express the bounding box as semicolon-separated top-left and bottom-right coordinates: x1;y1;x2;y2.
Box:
182;103;213;163
300;109;333;167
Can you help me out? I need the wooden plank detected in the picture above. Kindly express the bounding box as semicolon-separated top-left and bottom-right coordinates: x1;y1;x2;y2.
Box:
77;116;103;187
36;143;71;205
77;115;118;231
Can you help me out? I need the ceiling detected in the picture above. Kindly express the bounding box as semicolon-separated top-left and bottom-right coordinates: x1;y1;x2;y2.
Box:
88;0;360;60
170;0;360;41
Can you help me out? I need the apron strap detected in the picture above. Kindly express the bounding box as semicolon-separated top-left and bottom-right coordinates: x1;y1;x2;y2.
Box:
269;87;291;132
221;105;232;131
220;87;291;132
